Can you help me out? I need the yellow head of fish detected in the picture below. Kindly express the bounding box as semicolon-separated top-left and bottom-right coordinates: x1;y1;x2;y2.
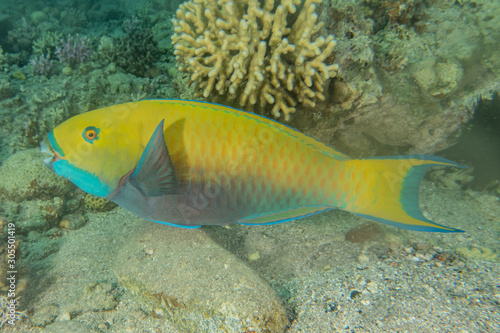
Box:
41;104;145;197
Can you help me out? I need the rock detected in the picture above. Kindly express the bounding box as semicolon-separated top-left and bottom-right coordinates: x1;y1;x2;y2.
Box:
248;251;261;261
412;58;463;97
31;304;59;327
357;254;370;264
0;149;73;202
323;95;465;157
16;198;64;232
27;210;287;332
114;224;288;333
56;311;71;321
456;246;497;261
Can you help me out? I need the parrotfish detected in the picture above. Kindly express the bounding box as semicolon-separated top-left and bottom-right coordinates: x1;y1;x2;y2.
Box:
41;100;464;232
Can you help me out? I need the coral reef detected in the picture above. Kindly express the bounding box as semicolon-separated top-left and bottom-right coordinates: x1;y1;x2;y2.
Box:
0;149;73;202
411;57;463;97
97;16;160;78
6;17;37;53
172;0;339;120
84;194;116;212
59;8;88;28
374;0;426;27
32;31;63;56
30;54;53;77
55;34;92;67
0;45;6;69
113;27;160;78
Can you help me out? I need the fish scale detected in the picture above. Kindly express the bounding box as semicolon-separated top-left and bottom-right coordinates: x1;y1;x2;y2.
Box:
43;99;464;232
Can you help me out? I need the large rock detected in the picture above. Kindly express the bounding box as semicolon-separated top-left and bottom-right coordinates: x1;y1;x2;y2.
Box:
27;209;287;332
0;149;73;202
114;223;288;333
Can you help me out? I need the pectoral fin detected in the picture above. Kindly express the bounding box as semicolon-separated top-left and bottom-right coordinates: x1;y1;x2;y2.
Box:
130;119;179;197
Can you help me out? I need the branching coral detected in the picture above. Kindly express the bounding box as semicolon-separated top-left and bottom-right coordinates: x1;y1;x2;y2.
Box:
172;0;339;120
33;31;63;56
30;54;53;76
114;27;160;78
55;34;92;67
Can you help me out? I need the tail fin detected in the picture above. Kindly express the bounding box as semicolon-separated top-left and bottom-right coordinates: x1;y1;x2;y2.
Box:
344;155;465;232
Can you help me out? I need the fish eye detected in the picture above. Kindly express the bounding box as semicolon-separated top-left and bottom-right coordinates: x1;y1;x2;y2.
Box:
82;126;100;143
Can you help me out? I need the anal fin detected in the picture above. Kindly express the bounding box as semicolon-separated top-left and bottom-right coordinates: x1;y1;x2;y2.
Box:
237;206;333;225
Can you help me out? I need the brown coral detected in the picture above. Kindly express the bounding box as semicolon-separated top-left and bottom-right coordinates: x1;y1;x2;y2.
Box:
172;0;339;120
84;194;117;212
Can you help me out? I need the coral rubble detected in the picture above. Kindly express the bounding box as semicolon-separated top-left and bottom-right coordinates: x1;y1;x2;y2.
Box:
172;0;339;120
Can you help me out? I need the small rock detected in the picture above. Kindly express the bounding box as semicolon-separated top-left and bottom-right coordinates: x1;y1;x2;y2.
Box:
413;242;431;252
366;281;379;294
59;213;86;230
31;304;59;326
435;251;457;263
350;290;362;299
248;251;261;261
345;222;381;243
357;254;370;264
403;247;413;254
56;311;71;321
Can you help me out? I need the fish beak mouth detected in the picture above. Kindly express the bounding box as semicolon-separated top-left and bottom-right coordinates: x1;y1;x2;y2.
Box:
40;137;58;170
